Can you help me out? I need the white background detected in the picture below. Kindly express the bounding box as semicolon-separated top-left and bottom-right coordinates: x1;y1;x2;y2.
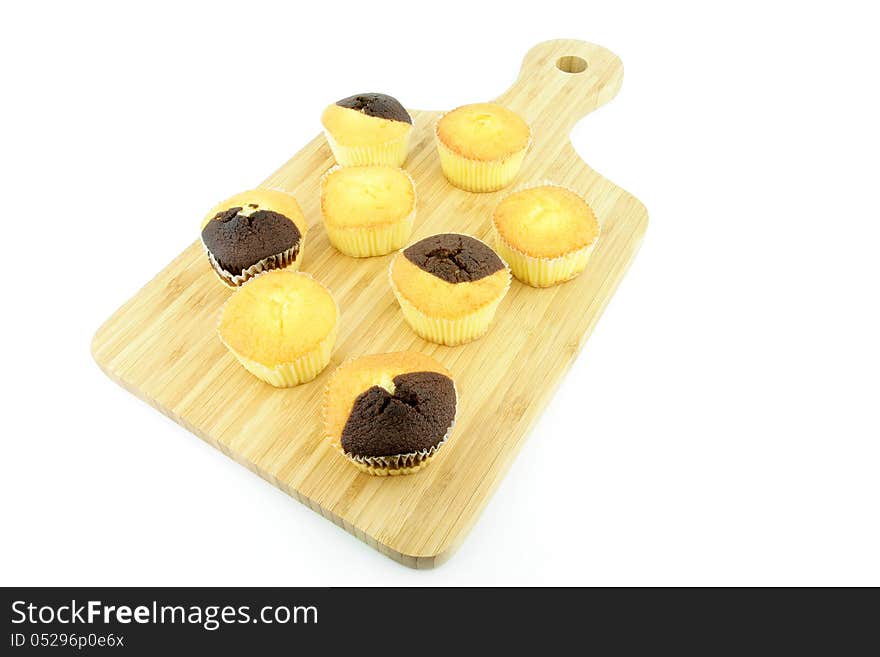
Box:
1;1;878;586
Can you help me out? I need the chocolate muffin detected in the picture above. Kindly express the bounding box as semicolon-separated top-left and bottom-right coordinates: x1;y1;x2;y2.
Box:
324;351;458;476
321;92;413;167
389;233;511;345
200;189;307;287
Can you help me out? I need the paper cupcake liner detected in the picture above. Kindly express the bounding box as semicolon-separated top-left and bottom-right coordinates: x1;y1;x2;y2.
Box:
325;218;415;257
388;245;511;345
435;137;527;192
325;377;459;477
320;165;417;257
345;431;448;476
323;128;411;167
494;234;596;287
217;270;339;387
222;323;337;388
492;180;600;287
203;241;304;288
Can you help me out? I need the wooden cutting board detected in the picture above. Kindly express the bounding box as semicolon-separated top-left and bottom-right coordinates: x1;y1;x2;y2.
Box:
92;39;648;568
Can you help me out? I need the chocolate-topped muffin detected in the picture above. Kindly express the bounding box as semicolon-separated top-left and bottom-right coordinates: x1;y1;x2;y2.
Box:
321;92;413;167
199;189;307;287
389;233;511;346
324;351;458;476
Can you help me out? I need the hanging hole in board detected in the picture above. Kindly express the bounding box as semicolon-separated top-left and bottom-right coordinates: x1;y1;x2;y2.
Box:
556;56;587;74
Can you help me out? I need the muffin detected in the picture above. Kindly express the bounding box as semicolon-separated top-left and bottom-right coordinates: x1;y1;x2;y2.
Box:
200;188;307;287
492;184;600;287
435;102;530;192
321;93;413;167
218;270;338;387
320;164;416;257
389;233;510;345
324;351;457;476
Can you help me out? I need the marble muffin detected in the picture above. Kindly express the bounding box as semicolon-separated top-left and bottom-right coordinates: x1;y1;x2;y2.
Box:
200;188;307;287
324;351;457;476
389;233;511;345
321;92;413;167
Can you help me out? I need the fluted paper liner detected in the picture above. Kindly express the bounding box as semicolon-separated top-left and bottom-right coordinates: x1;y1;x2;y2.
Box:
323;127;411;167
202;240;304;288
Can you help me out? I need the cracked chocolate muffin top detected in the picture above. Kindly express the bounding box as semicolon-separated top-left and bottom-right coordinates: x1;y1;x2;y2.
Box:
389;233;511;320
341;371;456;457
402;233;505;284
202;207;301;275
324;352;457;460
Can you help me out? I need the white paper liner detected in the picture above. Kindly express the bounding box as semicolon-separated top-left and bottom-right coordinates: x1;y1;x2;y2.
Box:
202;239;304;288
322;127;411;167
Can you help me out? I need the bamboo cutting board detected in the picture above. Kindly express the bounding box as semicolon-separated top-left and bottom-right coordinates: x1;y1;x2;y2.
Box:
92;39;648;568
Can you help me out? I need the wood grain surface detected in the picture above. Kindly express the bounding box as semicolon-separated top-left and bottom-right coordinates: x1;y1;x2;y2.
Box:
92;39;648;568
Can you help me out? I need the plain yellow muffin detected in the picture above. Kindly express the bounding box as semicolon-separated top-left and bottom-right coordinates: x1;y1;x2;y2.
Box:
218;270;338;387
321;93;413;166
389;233;510;345
492;184;600;287
320;165;416;257
435;103;530;192
324;351;457;476
200;188;308;287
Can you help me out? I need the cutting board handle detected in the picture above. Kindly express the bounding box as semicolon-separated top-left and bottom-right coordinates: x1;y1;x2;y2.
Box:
495;39;624;139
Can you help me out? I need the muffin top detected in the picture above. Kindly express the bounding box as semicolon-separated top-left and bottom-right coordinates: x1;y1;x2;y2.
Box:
219;270;337;366
436;103;530;161
493;185;600;258
321;165;415;229
324;351;456;458
322;92;412;147
200;189;307;274
335;93;412;123
390;233;510;318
